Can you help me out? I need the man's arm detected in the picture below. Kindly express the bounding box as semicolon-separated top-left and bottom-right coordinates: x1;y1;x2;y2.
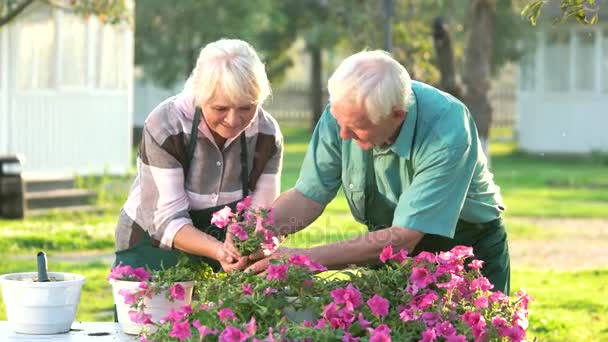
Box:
302;226;424;269
270;188;325;236
245;225;424;274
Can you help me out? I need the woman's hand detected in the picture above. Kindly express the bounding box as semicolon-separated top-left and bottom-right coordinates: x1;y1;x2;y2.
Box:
216;244;247;273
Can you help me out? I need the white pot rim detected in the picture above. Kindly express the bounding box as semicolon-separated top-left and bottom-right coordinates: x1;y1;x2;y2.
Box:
0;272;85;287
110;279;194;286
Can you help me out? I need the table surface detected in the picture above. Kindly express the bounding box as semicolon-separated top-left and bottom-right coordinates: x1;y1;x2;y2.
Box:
0;322;137;341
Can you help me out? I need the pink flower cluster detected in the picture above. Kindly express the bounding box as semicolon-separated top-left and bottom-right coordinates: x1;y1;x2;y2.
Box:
211;196;278;256
134;246;533;342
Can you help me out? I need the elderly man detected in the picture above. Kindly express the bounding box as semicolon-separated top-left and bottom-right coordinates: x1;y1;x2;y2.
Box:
246;50;510;294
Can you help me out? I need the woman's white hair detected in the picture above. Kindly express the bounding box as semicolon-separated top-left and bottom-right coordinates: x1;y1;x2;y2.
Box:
185;39;271;107
327;50;412;123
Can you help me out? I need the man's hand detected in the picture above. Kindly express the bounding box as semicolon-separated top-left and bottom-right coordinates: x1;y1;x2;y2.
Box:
245;247;299;275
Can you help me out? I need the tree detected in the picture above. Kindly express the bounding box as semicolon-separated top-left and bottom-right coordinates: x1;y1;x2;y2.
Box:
522;0;604;25
0;0;131;27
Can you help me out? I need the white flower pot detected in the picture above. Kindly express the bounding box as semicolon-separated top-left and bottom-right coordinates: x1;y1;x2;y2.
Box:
111;280;194;335
283;296;317;323
0;272;85;334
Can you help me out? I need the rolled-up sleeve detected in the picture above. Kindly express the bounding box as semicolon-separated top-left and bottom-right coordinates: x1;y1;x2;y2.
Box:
392;143;476;238
138;126;192;249
294;108;342;205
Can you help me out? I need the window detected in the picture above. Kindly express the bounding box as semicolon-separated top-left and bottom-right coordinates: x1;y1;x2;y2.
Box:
574;30;595;91
97;24;127;89
17;8;55;90
603;30;608;93
60;13;87;87
545;31;570;92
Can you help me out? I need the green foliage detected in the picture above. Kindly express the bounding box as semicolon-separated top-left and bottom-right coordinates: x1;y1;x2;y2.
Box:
522;0;603;25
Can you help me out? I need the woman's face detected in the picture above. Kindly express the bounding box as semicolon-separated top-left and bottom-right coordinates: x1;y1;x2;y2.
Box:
202;92;257;139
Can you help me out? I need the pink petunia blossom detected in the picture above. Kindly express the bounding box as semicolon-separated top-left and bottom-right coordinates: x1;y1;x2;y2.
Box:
219;326;249;342
211;206;233;228
399;307;418;322
410;267;434;289
245;317;257;336
288;255;328;273
468;259;484;270
118;288;139;305
266;264;288;281
435;321;456;337
450;245;474;259
342;332;360;342
180;305;192;315
473;296;489;309
193;320;217;339
263;287;277;296
169;284;185;301
168;320;192;341
369;324;391;342
379;245;394;263
505;326;526;342
367;295;390;317
236;196;253;212
470;277;494;292
392;249;409;263
420;328;437;342
414;251;436;264
160;308;185;324
218;308;236;322
330;284;362;311
128;310;152;324
107;263;150;282
445;335;467;342
229;223;249;241
242;283;253;295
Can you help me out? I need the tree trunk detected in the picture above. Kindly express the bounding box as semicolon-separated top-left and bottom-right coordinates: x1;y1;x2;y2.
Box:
432;17;463;100
463;0;496;158
309;46;323;131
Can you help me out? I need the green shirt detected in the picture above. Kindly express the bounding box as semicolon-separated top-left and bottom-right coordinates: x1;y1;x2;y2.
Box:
295;81;504;238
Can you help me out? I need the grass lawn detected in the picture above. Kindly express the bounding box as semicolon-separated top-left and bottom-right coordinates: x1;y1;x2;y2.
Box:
0;126;606;341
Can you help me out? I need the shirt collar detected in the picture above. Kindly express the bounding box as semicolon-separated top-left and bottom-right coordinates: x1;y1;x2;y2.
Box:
387;89;418;159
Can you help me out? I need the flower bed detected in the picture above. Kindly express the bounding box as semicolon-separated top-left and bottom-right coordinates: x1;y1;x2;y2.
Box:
135;246;531;342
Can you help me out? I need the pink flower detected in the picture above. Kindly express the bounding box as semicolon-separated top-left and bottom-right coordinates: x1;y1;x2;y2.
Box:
230;223;249;241
193;320;217;339
392;249;408;263
242;283;253;295
244;317;257;336
169;320;192;341
160;308;185;324
211;206;233;228
399;307;418;322
128;310;152;324
410;267;433;289
505;326;526;342
236;196;253;212
266;264;288;281
468;259;484;270
169;284;185;301
489;291;509;304
473;296;489;309
342;332;360;342
369;324;391;342
263;210;275;225
357;312;371;329
379;245;393;263
118;288;139;305
420;328;437;342
180;305;192;315
219;326;249;342
218;308;236;322
107;263;150;282
436;321;456;337
414;251;436;264
445;335;467;342
450;245;474;259
263;287;277;296
412;290;439;310
367;295;390;317
330;284;362;311
288;254;327;272
469;277;493;292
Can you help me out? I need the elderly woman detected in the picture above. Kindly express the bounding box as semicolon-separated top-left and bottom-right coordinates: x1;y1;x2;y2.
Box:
113;39;282;273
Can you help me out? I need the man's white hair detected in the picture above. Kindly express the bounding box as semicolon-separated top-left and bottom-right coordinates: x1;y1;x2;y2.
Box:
185;39;271;107
327;50;412;123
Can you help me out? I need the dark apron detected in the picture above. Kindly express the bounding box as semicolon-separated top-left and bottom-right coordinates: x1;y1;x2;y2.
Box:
346;133;510;295
114;107;249;273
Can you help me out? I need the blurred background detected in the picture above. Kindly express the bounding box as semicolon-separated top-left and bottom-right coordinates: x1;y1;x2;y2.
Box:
0;1;607;341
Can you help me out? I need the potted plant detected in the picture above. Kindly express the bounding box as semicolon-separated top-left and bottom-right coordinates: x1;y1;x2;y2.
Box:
0;271;85;334
107;255;215;335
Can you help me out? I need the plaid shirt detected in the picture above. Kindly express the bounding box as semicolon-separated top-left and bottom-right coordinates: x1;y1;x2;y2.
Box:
115;96;283;251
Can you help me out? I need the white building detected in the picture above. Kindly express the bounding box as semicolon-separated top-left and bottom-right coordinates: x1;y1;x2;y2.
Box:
0;1;133;177
517;2;608;153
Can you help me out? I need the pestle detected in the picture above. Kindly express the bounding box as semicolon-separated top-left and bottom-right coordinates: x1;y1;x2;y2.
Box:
36;251;50;282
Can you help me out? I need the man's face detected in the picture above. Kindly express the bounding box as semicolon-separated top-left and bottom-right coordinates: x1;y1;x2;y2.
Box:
202;92;257;139
330;101;404;150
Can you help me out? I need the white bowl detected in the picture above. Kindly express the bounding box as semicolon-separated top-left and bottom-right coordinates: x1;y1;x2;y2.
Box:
0;272;85;334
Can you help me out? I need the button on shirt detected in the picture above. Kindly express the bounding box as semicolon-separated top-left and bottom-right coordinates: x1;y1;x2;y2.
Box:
295;81;504;238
